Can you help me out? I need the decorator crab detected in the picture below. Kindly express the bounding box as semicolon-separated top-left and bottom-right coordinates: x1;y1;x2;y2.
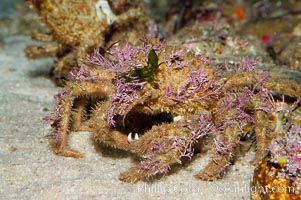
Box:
44;39;301;183
24;0;148;81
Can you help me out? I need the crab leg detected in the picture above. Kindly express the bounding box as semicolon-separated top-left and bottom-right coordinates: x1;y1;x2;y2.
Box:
29;30;54;42
25;43;65;59
119;123;191;183
196;125;241;181
115;8;144;25
49;90;84;158
67;81;113;96
53;51;76;79
47;80;113;158
92;101;131;150
68;80;113;135
225;71;301;99
249;110;270;165
71;96;91;132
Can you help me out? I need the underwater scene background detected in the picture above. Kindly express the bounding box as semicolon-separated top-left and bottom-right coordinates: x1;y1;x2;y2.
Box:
0;1;301;199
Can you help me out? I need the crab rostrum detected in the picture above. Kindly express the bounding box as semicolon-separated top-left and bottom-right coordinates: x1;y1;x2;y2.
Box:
44;39;301;183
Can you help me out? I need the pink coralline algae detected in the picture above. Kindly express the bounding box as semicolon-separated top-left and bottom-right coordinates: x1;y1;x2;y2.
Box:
269;124;301;191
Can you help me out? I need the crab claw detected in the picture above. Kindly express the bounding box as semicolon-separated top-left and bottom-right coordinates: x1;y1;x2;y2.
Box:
128;132;139;143
134;133;139;140
127;132;133;143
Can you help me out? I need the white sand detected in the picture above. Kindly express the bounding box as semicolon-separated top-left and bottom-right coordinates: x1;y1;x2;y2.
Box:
0;36;255;200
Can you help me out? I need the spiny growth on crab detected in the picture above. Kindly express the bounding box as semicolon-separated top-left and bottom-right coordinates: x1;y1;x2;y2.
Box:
44;39;301;183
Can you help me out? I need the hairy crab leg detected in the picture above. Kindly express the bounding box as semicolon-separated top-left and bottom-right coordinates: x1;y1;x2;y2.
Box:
53;52;76;79
196;125;241;181
29;30;54;42
249;110;270;165
115;7;144;25
92;101;131;150
49;91;84;158
66;81;112;96
25;43;65;59
93;127;131;150
71;96;91;132
225;71;301;99
47;80;113;158
119;123;191;183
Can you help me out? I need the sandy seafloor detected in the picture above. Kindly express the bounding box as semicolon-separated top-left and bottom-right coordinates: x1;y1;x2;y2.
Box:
0;36;256;200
